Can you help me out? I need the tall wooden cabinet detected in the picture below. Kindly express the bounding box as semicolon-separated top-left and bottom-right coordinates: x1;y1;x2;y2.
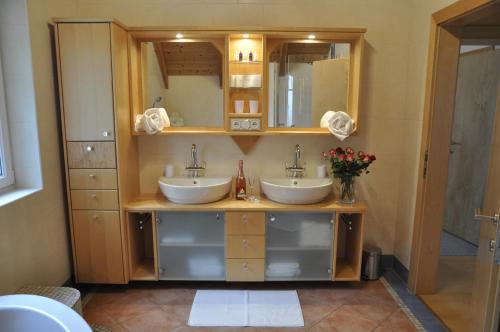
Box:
55;19;139;284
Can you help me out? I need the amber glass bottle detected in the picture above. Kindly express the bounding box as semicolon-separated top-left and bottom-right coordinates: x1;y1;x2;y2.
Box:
236;160;247;200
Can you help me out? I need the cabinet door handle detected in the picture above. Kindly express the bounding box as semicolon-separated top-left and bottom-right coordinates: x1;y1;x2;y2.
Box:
242;239;248;247
92;215;99;221
242;215;248;224
88;173;96;179
86;146;94;152
243;262;249;271
269;214;276;222
102;131;111;137
91;194;97;199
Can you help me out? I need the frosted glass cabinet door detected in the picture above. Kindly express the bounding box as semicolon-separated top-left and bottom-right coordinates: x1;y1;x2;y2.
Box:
266;212;334;280
156;212;225;280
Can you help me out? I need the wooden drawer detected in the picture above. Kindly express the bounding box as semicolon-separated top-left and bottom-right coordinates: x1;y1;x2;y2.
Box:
226;259;264;282
69;169;117;189
225;212;265;235
71;190;119;210
67;142;116;169
226;236;265;259
72;210;125;284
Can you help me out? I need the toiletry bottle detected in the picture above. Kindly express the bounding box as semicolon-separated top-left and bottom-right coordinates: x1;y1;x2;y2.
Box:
249;51;254;62
238;51;243;62
236;160;247;200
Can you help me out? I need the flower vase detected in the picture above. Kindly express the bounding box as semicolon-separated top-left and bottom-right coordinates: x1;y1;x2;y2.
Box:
338;176;356;204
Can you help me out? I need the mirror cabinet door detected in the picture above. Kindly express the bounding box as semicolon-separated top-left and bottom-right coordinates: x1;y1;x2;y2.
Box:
266;40;351;129
140;39;225;128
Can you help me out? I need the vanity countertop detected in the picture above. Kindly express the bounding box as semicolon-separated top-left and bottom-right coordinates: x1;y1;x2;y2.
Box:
125;195;366;213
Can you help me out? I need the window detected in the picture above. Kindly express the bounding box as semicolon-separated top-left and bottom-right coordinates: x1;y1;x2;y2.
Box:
0;56;13;189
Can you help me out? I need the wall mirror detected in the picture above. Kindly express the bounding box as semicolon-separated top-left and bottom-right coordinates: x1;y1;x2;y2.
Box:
267;40;351;129
140;38;225;128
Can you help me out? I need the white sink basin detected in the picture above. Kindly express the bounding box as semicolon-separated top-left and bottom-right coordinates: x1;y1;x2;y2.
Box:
260;177;333;204
159;177;232;204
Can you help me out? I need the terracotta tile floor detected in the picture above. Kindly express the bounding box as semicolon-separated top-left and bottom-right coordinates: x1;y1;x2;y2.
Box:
83;281;417;332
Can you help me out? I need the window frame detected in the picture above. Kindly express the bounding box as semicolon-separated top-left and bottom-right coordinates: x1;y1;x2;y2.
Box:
0;55;14;189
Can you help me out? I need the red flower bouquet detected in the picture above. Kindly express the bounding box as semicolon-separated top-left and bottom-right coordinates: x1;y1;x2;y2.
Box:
322;147;376;203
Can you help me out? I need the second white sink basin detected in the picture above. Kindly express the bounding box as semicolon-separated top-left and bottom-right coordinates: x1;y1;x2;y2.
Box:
159;177;232;204
260;177;333;204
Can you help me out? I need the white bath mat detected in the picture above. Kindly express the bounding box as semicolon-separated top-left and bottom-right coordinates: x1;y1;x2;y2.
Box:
187;290;304;327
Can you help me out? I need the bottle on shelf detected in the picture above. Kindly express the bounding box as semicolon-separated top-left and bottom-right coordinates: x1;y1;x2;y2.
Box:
236;160;247;200
249;51;254;61
238;51;243;62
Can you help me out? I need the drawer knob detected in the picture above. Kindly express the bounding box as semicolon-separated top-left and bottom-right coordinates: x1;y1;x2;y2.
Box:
92;215;98;220
243;262;249;271
91;194;97;199
86;146;94;152
88;173;96;178
269;214;276;222
242;239;248;247
242;215;248;224
102;131;111;137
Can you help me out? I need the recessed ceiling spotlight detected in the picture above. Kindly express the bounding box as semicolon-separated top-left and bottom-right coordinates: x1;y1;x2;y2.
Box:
308;34;316;39
243;34;250;38
176;33;184;39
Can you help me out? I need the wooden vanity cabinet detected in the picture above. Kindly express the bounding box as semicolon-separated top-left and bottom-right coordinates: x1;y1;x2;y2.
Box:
57;23;115;142
225;212;266;281
55;19;139;284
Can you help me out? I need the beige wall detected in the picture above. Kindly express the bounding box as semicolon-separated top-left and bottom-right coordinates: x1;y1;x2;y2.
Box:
0;0;458;294
394;0;456;267
73;0;432;264
0;0;76;294
72;0;460;267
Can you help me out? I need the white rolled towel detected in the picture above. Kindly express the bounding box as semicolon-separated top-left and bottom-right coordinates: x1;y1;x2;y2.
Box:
320;110;353;141
135;108;170;134
320;111;336;128
328;111;353;141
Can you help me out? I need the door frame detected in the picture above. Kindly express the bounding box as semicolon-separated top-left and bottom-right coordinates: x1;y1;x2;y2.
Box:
409;0;499;294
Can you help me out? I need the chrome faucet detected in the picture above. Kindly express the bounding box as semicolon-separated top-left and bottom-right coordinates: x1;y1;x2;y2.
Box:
185;144;205;177
286;144;305;178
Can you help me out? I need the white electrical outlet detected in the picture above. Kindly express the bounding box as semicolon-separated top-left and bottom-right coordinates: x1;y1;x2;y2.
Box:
230;119;261;131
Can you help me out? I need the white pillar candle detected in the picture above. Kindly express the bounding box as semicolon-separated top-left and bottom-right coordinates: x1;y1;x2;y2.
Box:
234;100;244;113
249;100;259;113
317;165;327;178
164;164;174;178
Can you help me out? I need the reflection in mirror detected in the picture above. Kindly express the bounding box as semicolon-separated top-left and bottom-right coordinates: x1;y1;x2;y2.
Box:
141;41;223;128
268;42;350;128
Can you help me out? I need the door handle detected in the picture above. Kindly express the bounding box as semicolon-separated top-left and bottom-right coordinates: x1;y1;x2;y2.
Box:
474;208;499;224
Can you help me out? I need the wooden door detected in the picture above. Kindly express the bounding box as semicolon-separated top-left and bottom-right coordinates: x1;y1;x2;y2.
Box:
58;23;115;141
443;49;500;245
72;210;125;284
470;82;500;332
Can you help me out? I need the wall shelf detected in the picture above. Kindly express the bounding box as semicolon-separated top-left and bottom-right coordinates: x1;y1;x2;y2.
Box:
127;212;158;281
333;213;364;281
229;60;262;64
132;127;339;136
229;113;262;118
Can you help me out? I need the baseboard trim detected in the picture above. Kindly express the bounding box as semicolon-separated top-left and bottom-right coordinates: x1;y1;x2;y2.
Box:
381;254;409;284
61;277;74;288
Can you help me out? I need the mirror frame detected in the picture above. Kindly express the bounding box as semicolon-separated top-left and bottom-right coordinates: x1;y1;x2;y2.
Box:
265;37;354;131
128;28;365;136
263;32;364;134
128;31;227;134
